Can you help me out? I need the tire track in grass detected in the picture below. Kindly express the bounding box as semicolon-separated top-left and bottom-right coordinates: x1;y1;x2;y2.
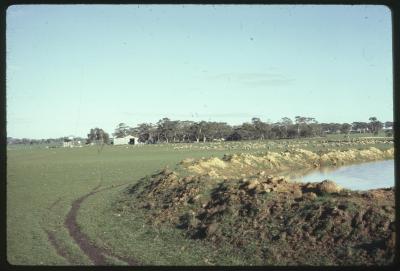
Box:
64;183;139;266
43;196;79;264
44;228;79;265
48;197;63;211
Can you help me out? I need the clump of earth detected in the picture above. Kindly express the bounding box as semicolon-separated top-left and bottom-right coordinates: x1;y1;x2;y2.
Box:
124;148;395;265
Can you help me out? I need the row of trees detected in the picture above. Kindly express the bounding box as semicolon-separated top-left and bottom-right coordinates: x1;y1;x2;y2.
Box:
7;117;393;146
7;136;86;145
102;116;392;144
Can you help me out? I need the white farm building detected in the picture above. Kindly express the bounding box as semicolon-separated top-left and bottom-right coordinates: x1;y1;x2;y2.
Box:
112;135;139;145
63;140;73;148
63;136;82;148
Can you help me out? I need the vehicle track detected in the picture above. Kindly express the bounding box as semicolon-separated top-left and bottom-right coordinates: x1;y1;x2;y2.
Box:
48;197;63;211
44;228;80;265
44;183;139;265
64;183;139;265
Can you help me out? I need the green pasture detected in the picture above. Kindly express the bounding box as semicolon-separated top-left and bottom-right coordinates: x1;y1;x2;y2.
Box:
6;135;393;265
7;143;258;265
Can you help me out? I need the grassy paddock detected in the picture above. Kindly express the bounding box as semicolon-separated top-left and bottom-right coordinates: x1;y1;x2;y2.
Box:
7;135;394;265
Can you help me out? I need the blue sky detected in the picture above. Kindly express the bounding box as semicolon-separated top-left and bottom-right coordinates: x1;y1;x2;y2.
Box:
6;5;393;139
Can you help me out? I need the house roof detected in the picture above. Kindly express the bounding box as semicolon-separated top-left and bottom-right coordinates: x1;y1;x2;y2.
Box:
114;135;138;139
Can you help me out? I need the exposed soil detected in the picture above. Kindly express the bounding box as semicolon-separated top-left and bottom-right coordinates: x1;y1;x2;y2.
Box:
44;228;80;265
65;186;109;265
181;147;394;180
124;147;395;265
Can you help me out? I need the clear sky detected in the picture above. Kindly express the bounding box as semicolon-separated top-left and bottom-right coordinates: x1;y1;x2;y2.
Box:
6;4;393;139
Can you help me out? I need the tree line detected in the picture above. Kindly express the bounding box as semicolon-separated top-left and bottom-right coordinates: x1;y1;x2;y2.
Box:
87;116;393;144
7;116;392;146
7;136;86;145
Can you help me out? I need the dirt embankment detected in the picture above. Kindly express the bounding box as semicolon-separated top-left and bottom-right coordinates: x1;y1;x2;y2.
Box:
182;147;394;179
125;147;395;265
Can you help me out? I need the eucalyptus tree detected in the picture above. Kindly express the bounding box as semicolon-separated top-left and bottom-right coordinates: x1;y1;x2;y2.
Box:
113;123;131;138
369;117;383;135
340;123;352;134
190;121;209;143
131;123;155;143
351;122;369;133
280;117;293;138
156;118;179;143
251;117;271;140
295;116;317;137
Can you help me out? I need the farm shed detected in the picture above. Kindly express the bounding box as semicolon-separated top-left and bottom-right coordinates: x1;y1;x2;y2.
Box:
63;136;74;148
112;135;139;145
63;140;73;148
63;136;82;148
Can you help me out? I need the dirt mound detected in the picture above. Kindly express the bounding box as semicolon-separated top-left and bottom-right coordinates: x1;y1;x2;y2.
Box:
187;157;227;176
126;167;395;265
316;180;343;194
182;147;394;179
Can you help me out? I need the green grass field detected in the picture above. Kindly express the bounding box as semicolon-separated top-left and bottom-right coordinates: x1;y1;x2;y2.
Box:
7;134;394;265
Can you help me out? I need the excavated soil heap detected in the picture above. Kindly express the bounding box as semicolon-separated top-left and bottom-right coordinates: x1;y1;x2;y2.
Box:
125;148;395;265
182;147;394;179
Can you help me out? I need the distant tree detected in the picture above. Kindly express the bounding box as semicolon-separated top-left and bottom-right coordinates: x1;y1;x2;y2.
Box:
279;117;293;138
369;117;383;135
295;116;317;137
170;121;180;142
213;122;233;140
174;120;194;142
200;121;232;142
113;123;131;138
300;123;320;137
340;123;352;134
320;123;341;134
190;121;209;143
384;121;393;129
384;121;394;137
133;123;156;143
202;122;217;141
251;117;271;140
87;128;110;144
295;116;306;137
79;116;395;145
232;123;255;140
156;118;179;143
309;122;323;137
226;130;242;141
281;117;293;126
351;122;369;133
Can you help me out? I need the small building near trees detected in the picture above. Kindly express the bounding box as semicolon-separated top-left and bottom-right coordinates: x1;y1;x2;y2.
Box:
63;139;73;148
63;136;75;147
112;135;139;145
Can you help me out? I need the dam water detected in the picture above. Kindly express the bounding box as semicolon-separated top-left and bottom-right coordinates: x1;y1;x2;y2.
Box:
291;159;395;191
